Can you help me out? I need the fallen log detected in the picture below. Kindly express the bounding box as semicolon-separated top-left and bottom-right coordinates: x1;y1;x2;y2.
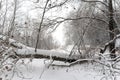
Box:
10;48;81;63
0;35;89;63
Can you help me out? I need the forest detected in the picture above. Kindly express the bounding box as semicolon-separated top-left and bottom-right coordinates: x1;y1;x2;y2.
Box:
0;0;120;80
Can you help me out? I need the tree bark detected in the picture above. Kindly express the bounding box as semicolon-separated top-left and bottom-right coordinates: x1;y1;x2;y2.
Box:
108;0;119;58
10;52;77;63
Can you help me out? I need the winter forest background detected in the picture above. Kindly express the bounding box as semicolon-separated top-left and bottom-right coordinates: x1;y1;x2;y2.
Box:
1;0;120;80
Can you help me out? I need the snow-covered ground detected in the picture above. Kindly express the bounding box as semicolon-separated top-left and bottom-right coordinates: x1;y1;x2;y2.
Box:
1;35;120;80
0;59;106;80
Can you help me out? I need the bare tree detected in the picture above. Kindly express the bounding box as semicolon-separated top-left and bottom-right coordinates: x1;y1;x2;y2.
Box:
35;0;49;52
8;0;18;37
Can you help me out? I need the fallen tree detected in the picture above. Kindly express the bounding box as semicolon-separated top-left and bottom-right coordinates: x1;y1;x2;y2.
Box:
1;34;120;77
1;34;120;64
11;48;80;63
0;35;81;63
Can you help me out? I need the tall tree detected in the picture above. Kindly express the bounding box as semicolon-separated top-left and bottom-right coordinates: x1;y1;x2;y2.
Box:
108;0;119;58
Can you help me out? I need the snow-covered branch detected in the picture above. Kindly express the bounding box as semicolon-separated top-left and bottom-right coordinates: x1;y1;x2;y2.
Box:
100;34;120;53
0;35;26;49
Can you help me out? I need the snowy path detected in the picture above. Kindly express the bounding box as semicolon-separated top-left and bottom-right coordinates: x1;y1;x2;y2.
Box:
1;59;104;80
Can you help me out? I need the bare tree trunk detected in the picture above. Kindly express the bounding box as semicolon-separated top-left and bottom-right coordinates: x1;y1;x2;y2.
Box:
8;0;17;37
108;0;115;58
108;0;120;58
35;0;49;52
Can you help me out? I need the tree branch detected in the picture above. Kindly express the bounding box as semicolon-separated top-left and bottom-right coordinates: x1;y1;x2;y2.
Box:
82;0;108;7
100;34;120;54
